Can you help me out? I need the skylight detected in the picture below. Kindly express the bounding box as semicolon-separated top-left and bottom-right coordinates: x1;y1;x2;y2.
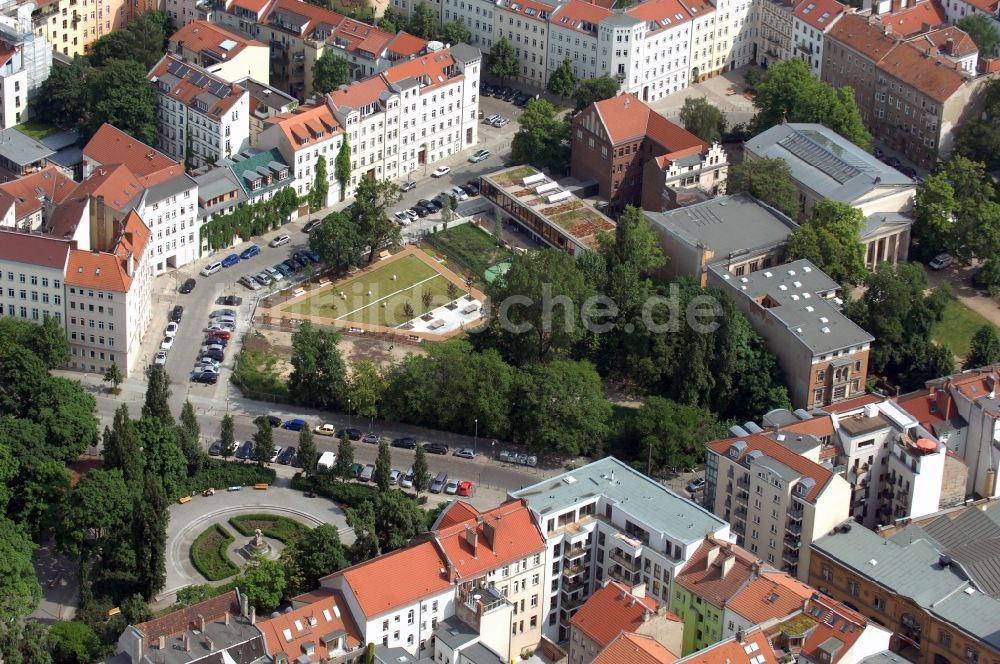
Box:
803;2;815;12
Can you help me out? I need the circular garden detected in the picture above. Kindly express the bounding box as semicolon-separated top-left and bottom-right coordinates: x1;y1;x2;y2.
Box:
190;513;309;582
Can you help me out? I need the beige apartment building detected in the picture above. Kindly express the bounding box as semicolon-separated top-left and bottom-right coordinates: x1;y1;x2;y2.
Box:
167;20;270;84
31;0;127;57
495;0;550;88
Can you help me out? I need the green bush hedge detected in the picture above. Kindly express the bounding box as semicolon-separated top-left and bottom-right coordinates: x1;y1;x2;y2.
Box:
228;513;309;543
187;459;275;493
293;473;426;507
231;349;291;403
190;524;238;581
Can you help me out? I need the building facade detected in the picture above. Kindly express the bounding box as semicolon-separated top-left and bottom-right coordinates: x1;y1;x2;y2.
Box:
0;231;68;324
168;20;271;84
792;0;847;75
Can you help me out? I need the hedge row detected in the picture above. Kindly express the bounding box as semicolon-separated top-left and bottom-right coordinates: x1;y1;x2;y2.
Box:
187;459;276;493
190;524;238;581
228;513;309;543
292;473;426;507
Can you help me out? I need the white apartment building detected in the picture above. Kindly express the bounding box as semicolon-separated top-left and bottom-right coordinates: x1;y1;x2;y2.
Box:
327;76;401;194
546;0;610;83
792;0;847;76
65;210;152;377
509;457;731;643
680;0;718;80
0;231;68;324
757;0;796;67
623;0;694;100
0;8;51;129
442;0;497;51
495;0;553;88
148;54;251;168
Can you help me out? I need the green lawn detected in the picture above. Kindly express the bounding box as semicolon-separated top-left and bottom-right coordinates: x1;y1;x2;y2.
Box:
933;298;998;358
283;254;464;327
15;120;58;141
190;524;238;581
229;513;308;543
427;223;512;278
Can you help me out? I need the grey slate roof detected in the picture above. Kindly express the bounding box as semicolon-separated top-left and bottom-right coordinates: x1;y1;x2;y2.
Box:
510;457;728;545
457;642;505;664
449;42;482;64
745;123;914;204
858;651;911;664
434;616;479;650
644;192;797;264
710;259;874;356
146;173;197;203
863;211;912;240
0;128;56;166
813;522;1000;649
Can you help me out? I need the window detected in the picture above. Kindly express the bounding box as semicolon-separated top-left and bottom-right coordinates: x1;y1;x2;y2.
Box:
848;580;859;597
822;565;832;581
874;595;885;611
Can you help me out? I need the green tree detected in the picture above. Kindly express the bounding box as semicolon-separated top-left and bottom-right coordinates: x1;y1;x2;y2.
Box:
412;444;429;492
786;199;867;284
86;59;157;145
965;325;1000;369
351;177;402;263
177;400;205;473
333;433;354;481
288;321;346;408
220;413;236;459
252;418;274;466
366;643;375;664
513;360;610;456
958;14;1000;57
913;171;957;259
751;59;872;151
312;50;351;95
88;11;168;69
346;359;386;420
510;98;572;173
345;500;379;561
14;461;71;542
31;60;89;130
242;556;286;612
679;96;725;144
31;376;98;464
335;138;351;202
142;365;173;424
133;417;187;501
59;469;132;558
132;474;168;599
309;211;365;273
573;76;620;112
102;404;144;486
633;397;723;474
287;524;348;588
32;315;70;369
0;442;15;514
726;157;801;219
298;426;318;476
49;622;100;664
441;20;470;45
488;37;519;84
378;6;406;33
600;205;665;274
372;491;426;551
310;155;330;212
374;440;392;491
955;80;1000;169
407;1;440;38
547;58;578;98
0;621;53;664
0;518;41;625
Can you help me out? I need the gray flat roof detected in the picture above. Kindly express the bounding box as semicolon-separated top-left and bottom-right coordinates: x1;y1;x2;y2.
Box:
644;193;797;262
745;123;913;204
457;642;505;664
433;616;478;651
450;42;481;65
373;645;424;663
859;652;911;664
813;522;1000;649
510;457;727;545
147;173;196;202
235;76;297;110
1;128;56;165
710;259;874;355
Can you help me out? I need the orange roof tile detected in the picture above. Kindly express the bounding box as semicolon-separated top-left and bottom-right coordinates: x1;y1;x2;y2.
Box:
432;500;481;530
70;164;143;212
0;166;77;221
876;0;947;37
0;230;71;270
777;414;835;440
148;55;246;121
627;0;691;27
822;393;883;413
793;596;868;663
381;48;464;93
0;43;16;69
432;499;545;581
266;102;343;151
66;210;150;292
907;25;978;57
706;434;833;502
168;20;265;62
136;590;240;643
677;629;779;664
827;14;900;63
570;581;666;647
594;632;678;664
497;0;551;21
589;94;708;154
896;389;955;433
674;538;760;609
726;571;813;625
553;0;613;34
794;0;847;32
269;0;346;33
327;75;391;110
257;587;362;660
231;0;275;17
964;0;999;12
880;41;967;103
83;124;180;187
386;31;428;57
329;17;394;56
335;542;451;619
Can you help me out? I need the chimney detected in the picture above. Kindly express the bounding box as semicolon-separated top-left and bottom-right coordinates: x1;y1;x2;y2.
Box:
183;633;191;652
465;524;478;553
482;521;497;551
946;37;954;54
721;555;736;579
224;612;230;626
158;635;166;650
642;610;652;622
249;606;256;625
240;592;249;616
736;628;746;644
705;545;721;569
198;614;206;631
204;636;214;651
630;582;646;599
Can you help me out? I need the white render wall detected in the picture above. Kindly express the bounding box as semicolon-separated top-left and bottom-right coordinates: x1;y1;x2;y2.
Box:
138;177;202;275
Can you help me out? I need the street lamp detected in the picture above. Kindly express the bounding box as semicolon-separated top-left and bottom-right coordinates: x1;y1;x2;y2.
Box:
474;418;478;456
348;398;352;429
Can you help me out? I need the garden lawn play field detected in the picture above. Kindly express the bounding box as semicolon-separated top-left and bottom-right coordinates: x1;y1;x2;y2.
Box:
932;298;999;359
283;254;464;327
427;224;512;278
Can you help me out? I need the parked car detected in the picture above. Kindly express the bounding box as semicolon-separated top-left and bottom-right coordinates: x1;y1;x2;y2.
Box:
282;259;300;272
457;480;473;496
336;428;362;441
165;321;179;337
359;464;376;481
269;234;291;248
193;365;219;376
929;253;954;270
221;253;241;267
179;278;196;294
412;205;430;218
423;442;449;455
204;335;228;347
389;469;402;485
192;371;218;384
282;418;306;431
469;149;491;163
236;440;254;460
206;329;232;340
687;477;706;493
444;479;459;495
170;305;184;323
240;245;261;260
255;415;282;428
314;423;337;436
451;186;469;201
278;446;297;465
432;166;451;177
154;350;167;365
461;183;479;197
208;440;222;456
404;209;418;221
240;275;261;290
201;343;225;354
392;436;417;449
491;118;509;128
209;315;237;325
303;218;322;233
430;472;448;493
202;348;225;362
201;261;223;277
206;323;234;334
363;432;380;444
270;446;283;463
400;468;415;488
484;114;501;124
221;295;243;306
454;448;476;459
160;336;175;350
292;254;309;268
274;263;292;277
210;309;236;319
254;272;272;286
350;463;363;478
394;211;410;224
304;250;321;263
401;180;417;192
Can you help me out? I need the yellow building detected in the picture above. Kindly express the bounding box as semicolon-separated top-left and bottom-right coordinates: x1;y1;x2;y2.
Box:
31;0;129;57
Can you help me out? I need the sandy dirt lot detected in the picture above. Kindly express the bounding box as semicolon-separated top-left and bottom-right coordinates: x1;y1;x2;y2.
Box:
244;327;426;375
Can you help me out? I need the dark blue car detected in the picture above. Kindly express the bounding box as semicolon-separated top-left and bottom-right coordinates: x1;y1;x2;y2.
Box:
240;245;261;260
281;418;306;431
221;253;241;268
235;440;253;460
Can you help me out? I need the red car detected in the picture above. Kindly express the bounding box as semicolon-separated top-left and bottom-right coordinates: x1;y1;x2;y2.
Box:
207;330;232;340
457;480;473;497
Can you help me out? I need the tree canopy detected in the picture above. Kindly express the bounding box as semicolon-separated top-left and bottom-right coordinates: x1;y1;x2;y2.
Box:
510;99;571;173
679;97;725;144
312;51;352;95
87;60;158;146
488;37;519;83
547;58;578;98
958;14;1000;57
726;157;801;219
786;199;867;285
288;321;346;408
573;76;620;112
965;325;1000;369
309;211;365;273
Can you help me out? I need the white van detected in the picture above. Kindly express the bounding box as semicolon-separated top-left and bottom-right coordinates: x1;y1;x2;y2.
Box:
201;261;223;276
317;451;336;471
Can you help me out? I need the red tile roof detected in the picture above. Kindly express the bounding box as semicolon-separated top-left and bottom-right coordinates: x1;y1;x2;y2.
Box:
335;542;451;619
265;102;343;151
907;25;978;57
826;14;900;63
497;0;551;22
569;581;670;647
876;0;947;37
70;164;143;213
0;166;77;221
0;43;16;69
329;17;394;56
676;629;779;664
83;124;180;187
269;0;346;34
0;230;71;270
938;365;1000;404
589;94;708;153
726;571;813;626
821;393;883;414
776;414;836;440
432;499;545;581
593;632;679;664
386;31;428;57
148;54;246;121
706;434;834;502
627;0;691;27
432;500;481;530
168;20;265;62
880;41;967;103
794;0;847;32
257;587;362;660
964;0;999;12
553;0;613;34
230;0;275;16
793;596;868;663
381;48;464;93
135;590;241;643
66;210;150;292
896;389;955;434
327;75;391;111
674;538;760;609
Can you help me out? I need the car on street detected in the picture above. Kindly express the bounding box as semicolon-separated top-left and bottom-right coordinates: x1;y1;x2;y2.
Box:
206;323;234;334
201;261;223;276
359;464;376;481
179;278;196;294
254;272;272;286
170;305;184;323
221;253;241;267
432;166;451;177
458;480;473;496
401;180;417;192
240;275;261;290
165;321;179;336
363;432;380;444
468;149;491;163
221;295;242;306
392;436;417;449
206;329;231;340
210;309;236;319
154;350;167;365
929;253;954;270
270;446;283;463
204;335;228;347
314;423;338;436
400;468;415;488
274;263;292;277
236;440;253;459
394;211;411;224
282;418;306;431
282;259;300;272
194;364;220;375
292;254;309;268
454;447;476;459
423;442;449;455
451;186;469;201
389;469;402;485
192;371;218;384
209;314;237;324
269;234;291;247
336;428;362;441
255;415;282;428
303;218;322;233
160;336;175;350
412;205;430;217
208;441;222;456
430;472;448;493
278;446;297;464
686;477;706;493
461;182;479;197
202;348;225;362
444;479;459;495
266;267;284;281
201;343;225;354
240;245;261;260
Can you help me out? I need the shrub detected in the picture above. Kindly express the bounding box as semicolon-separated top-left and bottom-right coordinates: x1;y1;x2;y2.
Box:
190;524;238;581
232;349;290;403
299;474;380;507
229;513;309;543
187;459;275;493
172;581;238;610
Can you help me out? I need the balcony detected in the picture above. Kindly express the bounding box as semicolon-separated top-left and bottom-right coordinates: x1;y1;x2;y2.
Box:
737;477;749;490
783;535;800;550
608;550;640;571
785;522;802;536
734;506;748;519
564;547;587;561
608;567;638;585
782;549;800;566
561;579;584;594
562;563;585;579
788;507;803;522
736;490;749;503
562;594;586;610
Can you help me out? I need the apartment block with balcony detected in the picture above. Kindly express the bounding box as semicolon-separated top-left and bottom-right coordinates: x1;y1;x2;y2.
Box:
704;433;851;581
257;100;342;207
509;457;730;643
30;0;127;57
441;0;496;51
252;0;340;99
756;0;796;67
